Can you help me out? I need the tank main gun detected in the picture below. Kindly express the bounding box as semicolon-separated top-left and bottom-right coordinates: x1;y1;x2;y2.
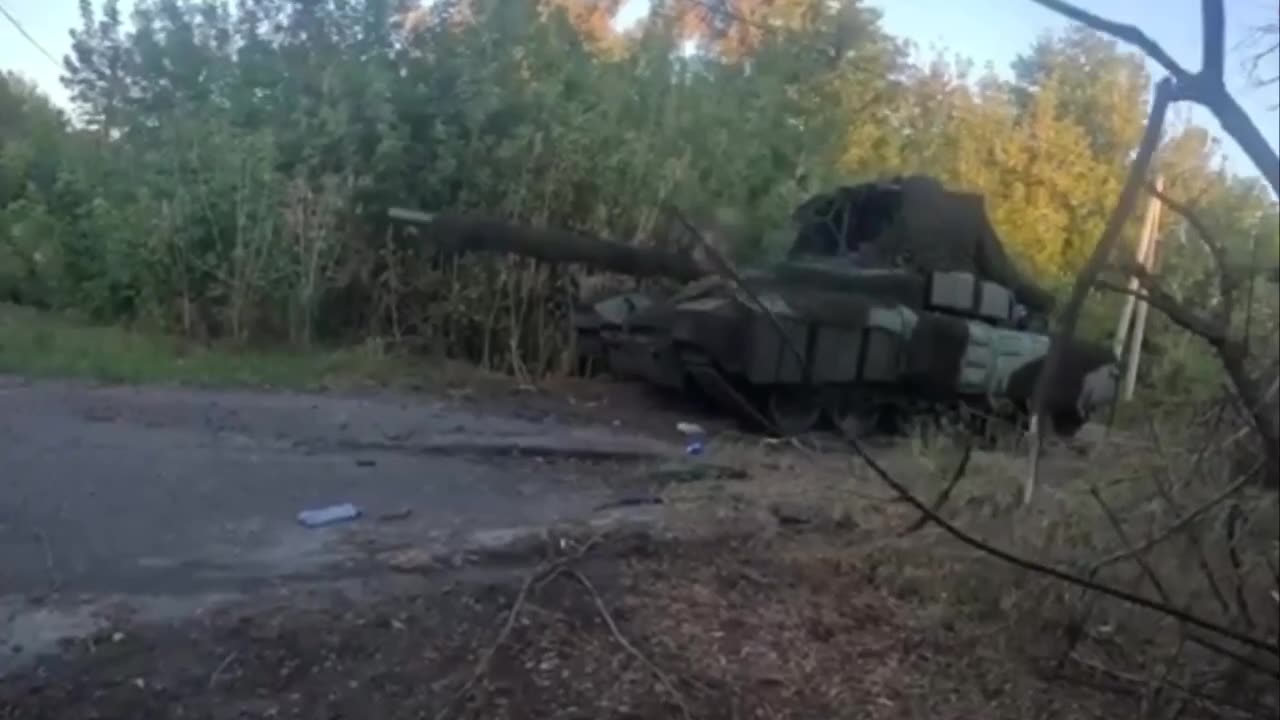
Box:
389;175;1057;316
386;207;709;282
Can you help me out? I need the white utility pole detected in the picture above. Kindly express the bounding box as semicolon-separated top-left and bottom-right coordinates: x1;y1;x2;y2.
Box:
1113;175;1164;360
1118;175;1164;401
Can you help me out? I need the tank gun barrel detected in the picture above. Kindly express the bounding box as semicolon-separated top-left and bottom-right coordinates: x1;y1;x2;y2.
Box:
388;207;708;283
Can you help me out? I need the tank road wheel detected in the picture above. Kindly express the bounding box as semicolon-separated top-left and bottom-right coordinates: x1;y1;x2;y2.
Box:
828;391;882;441
899;410;944;449
765;386;823;437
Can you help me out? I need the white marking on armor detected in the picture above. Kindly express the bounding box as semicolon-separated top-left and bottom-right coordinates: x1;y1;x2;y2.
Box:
756;293;795;316
678;297;730;312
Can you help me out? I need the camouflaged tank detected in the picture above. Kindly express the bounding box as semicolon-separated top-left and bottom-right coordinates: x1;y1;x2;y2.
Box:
579;258;1118;441
571;175;1119;441
391;174;1119;441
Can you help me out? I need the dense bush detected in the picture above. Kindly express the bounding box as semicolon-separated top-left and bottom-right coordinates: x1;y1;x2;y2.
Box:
1;0;1275;387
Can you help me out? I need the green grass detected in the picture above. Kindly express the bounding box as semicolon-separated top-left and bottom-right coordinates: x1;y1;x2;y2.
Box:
0;303;440;391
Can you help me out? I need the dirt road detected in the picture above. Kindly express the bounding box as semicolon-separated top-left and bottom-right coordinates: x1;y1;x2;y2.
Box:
0;375;1151;720
0;375;684;672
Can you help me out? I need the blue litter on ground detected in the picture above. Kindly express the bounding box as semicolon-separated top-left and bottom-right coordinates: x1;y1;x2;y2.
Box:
297;503;362;528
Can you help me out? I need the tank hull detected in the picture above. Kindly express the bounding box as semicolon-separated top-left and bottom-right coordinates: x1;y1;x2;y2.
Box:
574;265;1119;441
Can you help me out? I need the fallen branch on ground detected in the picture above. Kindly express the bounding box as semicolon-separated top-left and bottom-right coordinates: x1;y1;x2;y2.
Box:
433;533;605;720
563;569;693;720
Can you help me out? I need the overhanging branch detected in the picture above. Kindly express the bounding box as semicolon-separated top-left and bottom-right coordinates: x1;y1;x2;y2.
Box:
1029;0;1279;196
1027;0;1191;81
1031;77;1176;433
1143;182;1237;316
1201;0;1226;84
1097;276;1226;345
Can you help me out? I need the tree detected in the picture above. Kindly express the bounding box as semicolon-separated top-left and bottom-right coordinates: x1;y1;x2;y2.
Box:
1012;26;1151;162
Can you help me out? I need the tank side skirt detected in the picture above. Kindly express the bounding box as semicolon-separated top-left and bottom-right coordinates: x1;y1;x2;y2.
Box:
674;311;1049;439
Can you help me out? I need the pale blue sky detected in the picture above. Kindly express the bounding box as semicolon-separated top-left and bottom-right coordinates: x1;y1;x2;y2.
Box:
3;0;1278;179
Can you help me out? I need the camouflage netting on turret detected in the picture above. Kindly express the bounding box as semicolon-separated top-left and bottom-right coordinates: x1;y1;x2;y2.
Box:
787;175;1057;315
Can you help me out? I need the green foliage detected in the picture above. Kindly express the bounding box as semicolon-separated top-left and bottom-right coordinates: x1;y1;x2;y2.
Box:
0;302;419;389
0;0;1275;395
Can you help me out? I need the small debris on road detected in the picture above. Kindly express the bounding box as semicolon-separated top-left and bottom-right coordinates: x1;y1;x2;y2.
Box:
675;422;705;437
377;507;413;522
380;548;440;573
297;503;362;528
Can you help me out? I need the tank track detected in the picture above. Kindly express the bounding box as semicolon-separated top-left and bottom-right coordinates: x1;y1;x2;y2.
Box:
675;346;1028;448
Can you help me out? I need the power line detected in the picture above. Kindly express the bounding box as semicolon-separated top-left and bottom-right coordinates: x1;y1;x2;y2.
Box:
0;1;61;69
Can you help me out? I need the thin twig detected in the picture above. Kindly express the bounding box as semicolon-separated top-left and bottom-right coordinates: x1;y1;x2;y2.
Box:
902;442;973;535
842;433;1279;656
1090;485;1174;603
565;569;693;720
209;651;238;688
1224;502;1258;631
1066;654;1269;719
1145;416;1233;616
33;529;61;596
433;565;541;720
1096;278;1224;345
434;533;604;720
1088;469;1258;575
1087;487;1278;680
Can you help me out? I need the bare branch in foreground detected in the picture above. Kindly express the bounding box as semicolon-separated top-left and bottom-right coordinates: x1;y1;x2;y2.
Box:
902;442;973;535
1088;486;1278;679
664;199;1280;672
1200;0;1226;87
1027;77;1177;502
1027;0;1280;503
1143;181;1238;315
1030;0;1278;196
1027;0;1191;81
1095;277;1225;346
839;434;1279;657
564;569;693;720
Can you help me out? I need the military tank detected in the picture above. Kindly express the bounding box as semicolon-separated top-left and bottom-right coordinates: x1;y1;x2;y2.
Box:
391;175;1120;442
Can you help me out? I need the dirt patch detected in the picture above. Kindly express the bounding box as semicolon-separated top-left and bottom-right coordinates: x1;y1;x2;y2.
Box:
429;367;741;444
0;531;1134;720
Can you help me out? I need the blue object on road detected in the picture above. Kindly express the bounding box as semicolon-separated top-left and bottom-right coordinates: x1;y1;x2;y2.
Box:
297;503;362;528
685;440;704;456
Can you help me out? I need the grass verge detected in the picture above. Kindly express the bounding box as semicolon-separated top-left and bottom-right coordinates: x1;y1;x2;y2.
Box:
0;303;432;391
